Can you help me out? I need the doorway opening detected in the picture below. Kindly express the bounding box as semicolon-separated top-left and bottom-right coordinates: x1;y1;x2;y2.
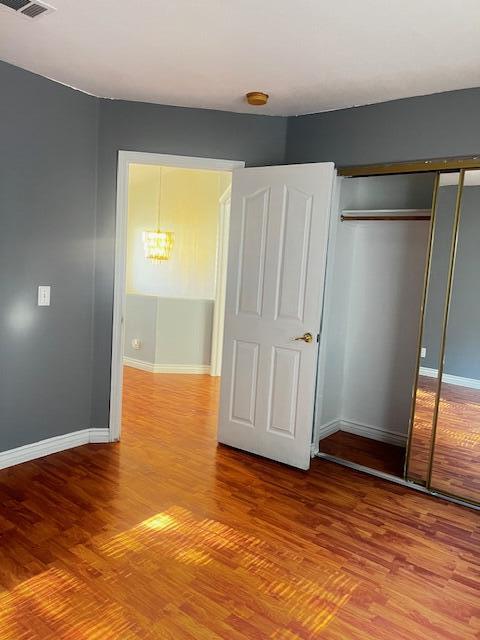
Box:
110;152;244;441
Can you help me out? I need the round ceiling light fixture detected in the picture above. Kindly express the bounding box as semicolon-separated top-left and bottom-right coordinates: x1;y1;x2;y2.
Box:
246;91;269;106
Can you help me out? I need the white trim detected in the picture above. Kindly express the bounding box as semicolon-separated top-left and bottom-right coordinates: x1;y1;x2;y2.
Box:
339;419;407;447
124;357;210;374
115;151;244;172
419;367;440;380
313;175;344;445
0;429;110;471
210;186;231;377
341;208;431;216
310;441;319;458
316;419;340;440
110;152;245;442
89;429;111;443
419;367;480;390
153;365;210;374
123;357;155;372
317;418;407;448
419;366;438;377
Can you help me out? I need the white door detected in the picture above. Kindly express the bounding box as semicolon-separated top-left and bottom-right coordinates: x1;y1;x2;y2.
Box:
210;187;231;377
218;162;335;469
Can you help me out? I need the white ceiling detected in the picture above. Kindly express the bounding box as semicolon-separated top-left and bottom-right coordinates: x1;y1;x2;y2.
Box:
1;0;480;116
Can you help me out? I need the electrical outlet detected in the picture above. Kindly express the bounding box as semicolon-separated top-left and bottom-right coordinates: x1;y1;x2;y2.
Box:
420;347;426;358
132;338;142;350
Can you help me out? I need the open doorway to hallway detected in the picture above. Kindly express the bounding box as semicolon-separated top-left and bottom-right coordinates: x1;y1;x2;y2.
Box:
109;152;243;441
123;164;231;375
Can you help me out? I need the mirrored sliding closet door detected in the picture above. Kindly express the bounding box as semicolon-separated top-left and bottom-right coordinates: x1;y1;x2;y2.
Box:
407;169;480;506
406;172;460;484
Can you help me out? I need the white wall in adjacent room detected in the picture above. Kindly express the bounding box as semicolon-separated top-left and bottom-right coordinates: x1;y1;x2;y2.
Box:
124;164;231;367
126;164;230;299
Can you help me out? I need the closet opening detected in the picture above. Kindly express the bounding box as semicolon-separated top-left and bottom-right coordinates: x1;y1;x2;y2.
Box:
316;171;437;479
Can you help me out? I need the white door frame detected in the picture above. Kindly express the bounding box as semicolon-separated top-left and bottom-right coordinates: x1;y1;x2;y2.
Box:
210;185;231;377
109;151;245;442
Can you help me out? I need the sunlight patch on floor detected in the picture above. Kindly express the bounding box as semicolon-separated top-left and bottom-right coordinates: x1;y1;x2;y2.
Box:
0;568;142;640
97;505;359;635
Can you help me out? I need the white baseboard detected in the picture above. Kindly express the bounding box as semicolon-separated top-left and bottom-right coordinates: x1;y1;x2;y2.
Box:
419;367;480;390
89;428;111;443
123;356;155;372
419;366;439;379
0;428;111;471
124;356;210;375
317;418;407;448
317;420;341;440
339;420;407;447
153;364;211;374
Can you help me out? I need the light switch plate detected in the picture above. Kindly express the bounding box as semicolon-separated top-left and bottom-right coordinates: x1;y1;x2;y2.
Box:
38;285;51;306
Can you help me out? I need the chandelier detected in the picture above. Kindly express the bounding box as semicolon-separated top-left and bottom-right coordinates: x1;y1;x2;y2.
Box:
143;167;174;262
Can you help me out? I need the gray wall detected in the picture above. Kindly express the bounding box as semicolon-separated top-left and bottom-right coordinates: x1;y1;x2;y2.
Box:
156;298;213;366
341;174;435;210
445;186;480;379
124;295;214;366
421;186;457;372
422;185;480;379
91;99;288;427
124;295;158;363
4;54;480;449
0;61;98;450
286;88;480;167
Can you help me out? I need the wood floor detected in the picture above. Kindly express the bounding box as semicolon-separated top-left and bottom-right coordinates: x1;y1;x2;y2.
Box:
0;367;479;639
320;431;406;477
408;375;480;503
431;376;480;501
407;375;438;483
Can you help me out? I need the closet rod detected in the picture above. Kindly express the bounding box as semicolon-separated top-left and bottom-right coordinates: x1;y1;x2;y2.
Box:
341;215;431;222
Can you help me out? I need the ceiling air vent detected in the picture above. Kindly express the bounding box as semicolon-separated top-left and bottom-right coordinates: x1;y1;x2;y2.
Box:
0;0;30;9
0;0;56;18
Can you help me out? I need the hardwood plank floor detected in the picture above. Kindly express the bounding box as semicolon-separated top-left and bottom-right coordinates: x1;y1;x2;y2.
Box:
0;366;479;639
408;375;480;503
431;380;480;502
320;431;406;477
406;375;438;483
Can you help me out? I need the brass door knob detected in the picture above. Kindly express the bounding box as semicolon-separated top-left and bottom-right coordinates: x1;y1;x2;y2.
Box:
294;332;313;343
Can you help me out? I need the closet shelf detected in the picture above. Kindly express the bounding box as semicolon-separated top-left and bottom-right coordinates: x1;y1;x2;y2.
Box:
341;208;431;222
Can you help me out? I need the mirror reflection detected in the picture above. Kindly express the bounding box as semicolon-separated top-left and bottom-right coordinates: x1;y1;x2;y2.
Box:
407;173;459;484
430;170;480;502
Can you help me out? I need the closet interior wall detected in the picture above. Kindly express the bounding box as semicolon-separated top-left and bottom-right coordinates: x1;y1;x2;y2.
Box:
316;173;435;451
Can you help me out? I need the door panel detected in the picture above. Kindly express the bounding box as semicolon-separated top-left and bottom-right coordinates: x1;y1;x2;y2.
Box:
230;340;259;427
267;346;300;437
236;188;269;316
218;163;335;469
275;186;312;322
